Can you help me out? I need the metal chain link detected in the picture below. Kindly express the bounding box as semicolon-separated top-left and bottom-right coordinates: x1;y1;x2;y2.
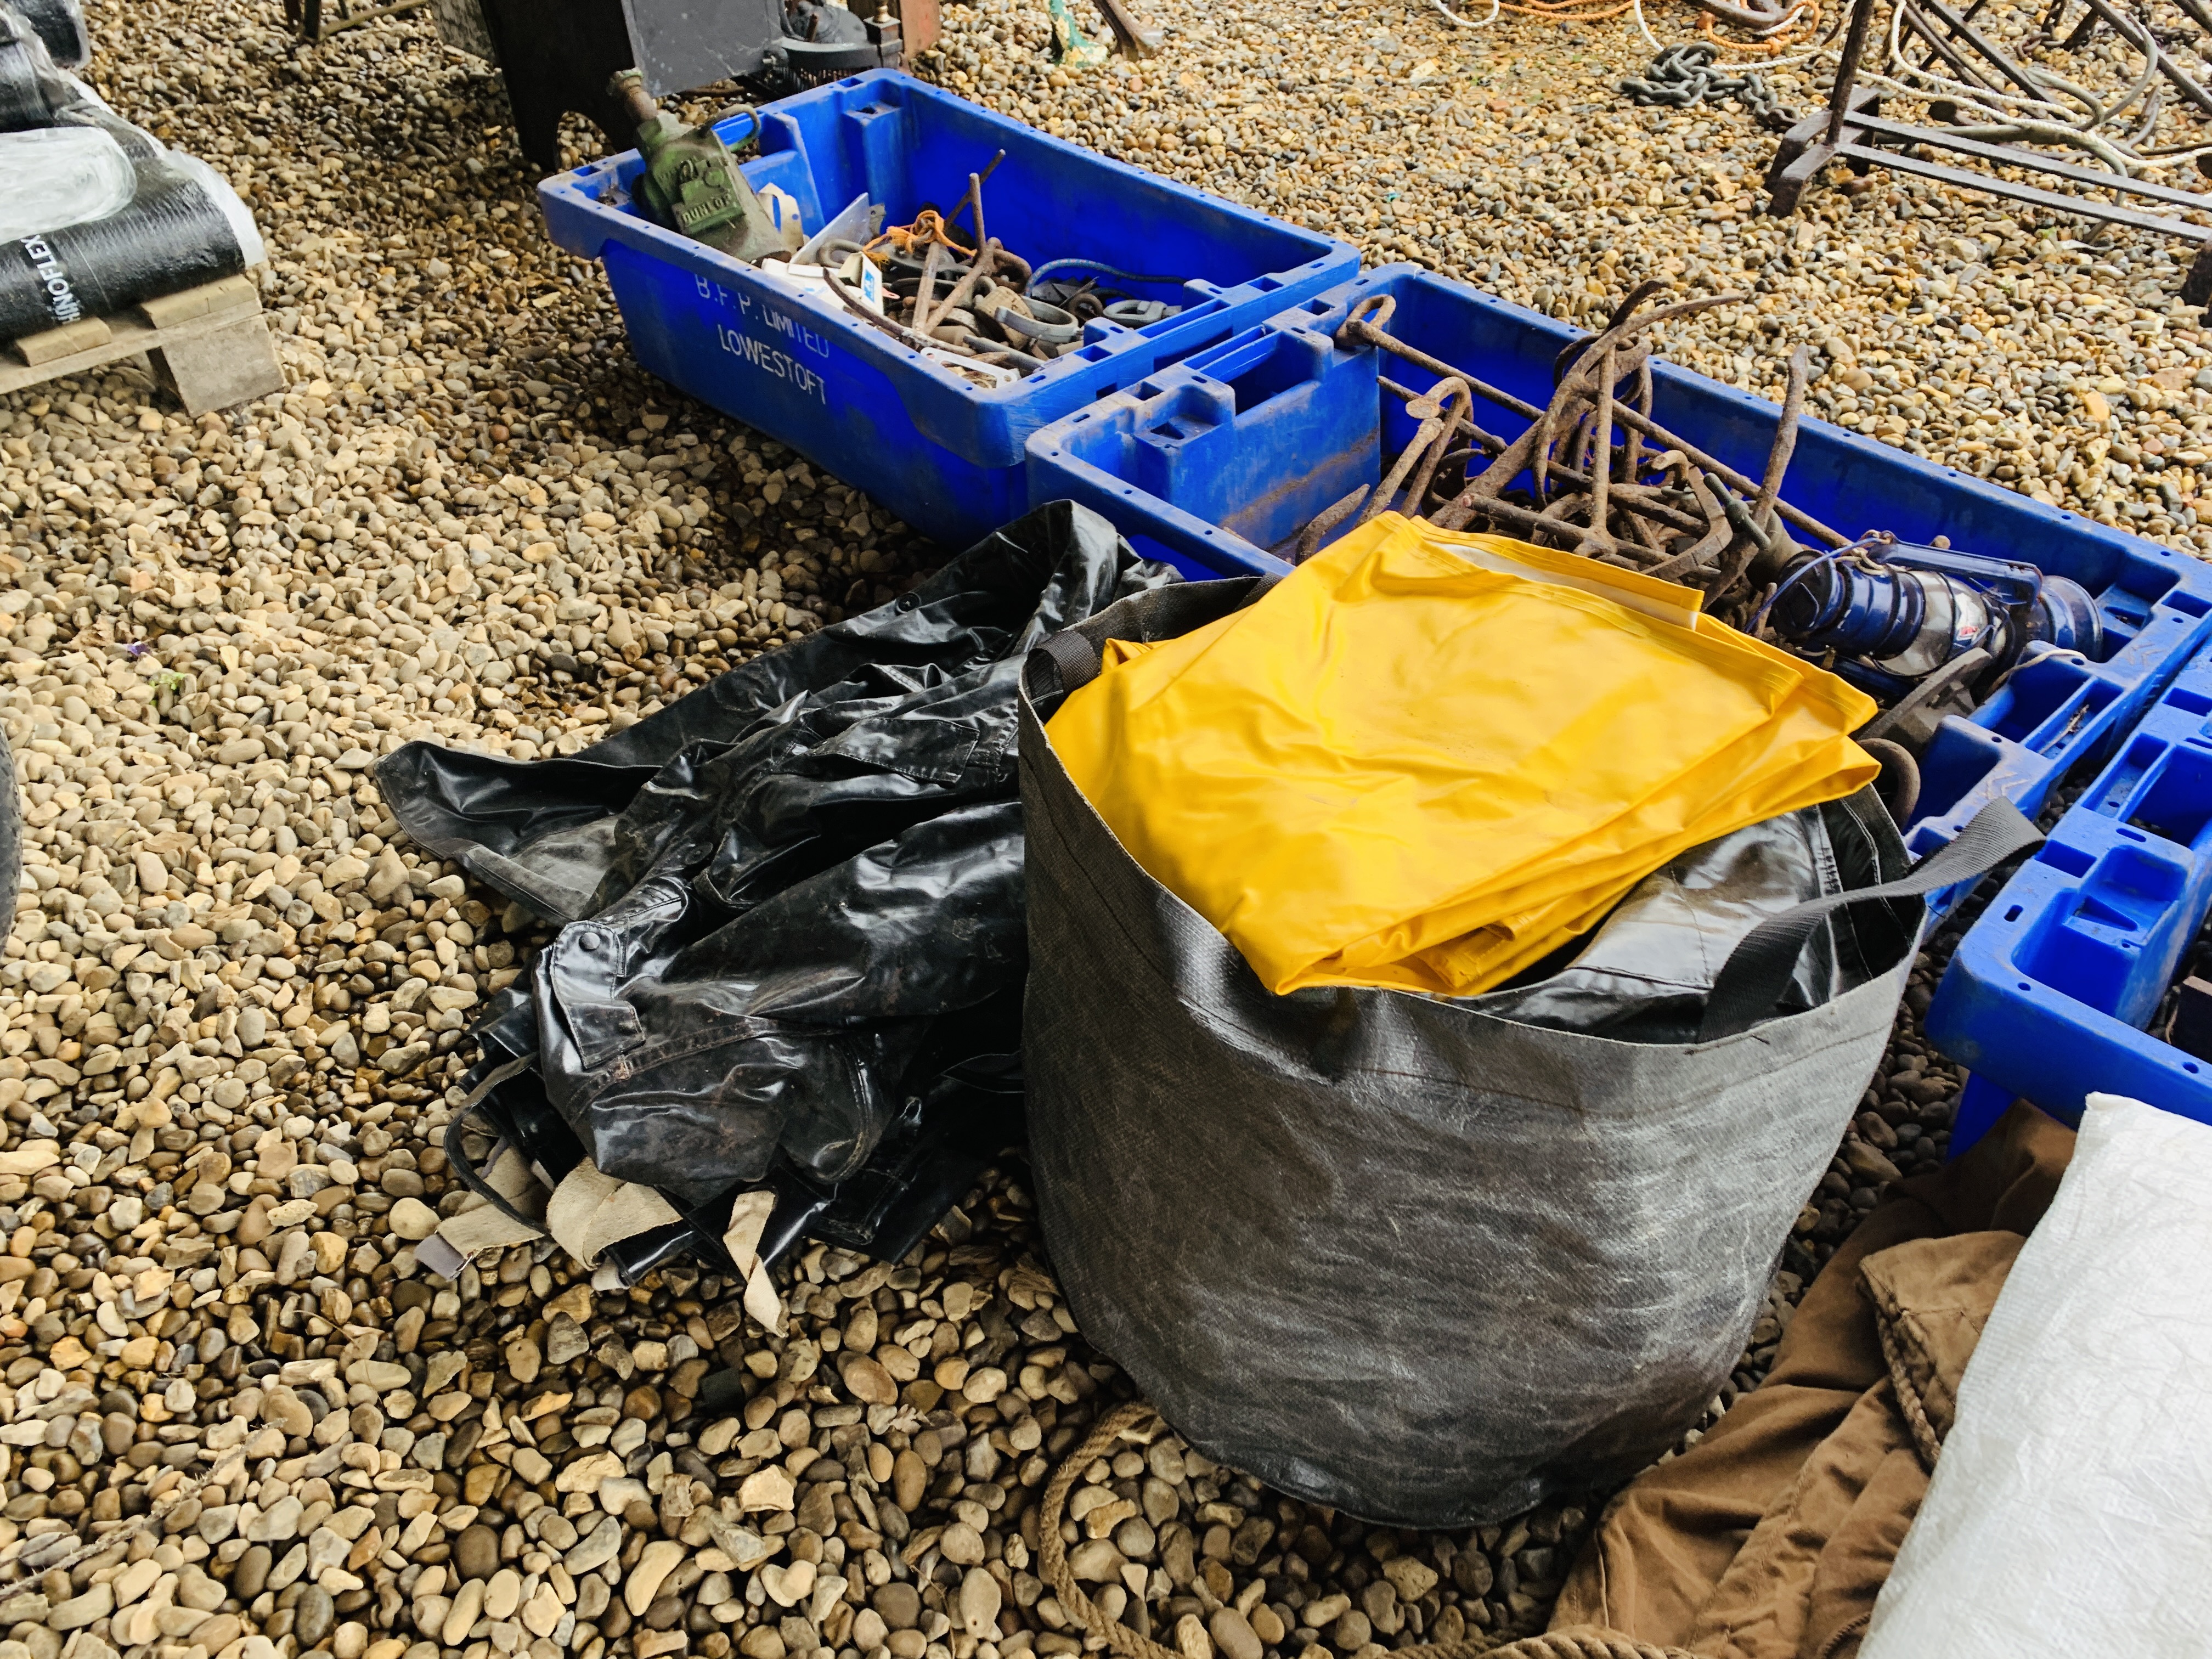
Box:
1620;42;1800;130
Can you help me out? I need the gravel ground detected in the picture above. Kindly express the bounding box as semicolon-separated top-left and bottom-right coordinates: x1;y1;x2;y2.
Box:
0;0;2169;1656
916;0;2212;551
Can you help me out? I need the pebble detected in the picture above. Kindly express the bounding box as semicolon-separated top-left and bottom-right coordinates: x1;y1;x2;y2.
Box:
1211;1606;1263;1659
294;1584;336;1647
454;1522;500;1581
957;1566;1001;1637
624;1539;685;1615
441;1576;484;1646
893;1446;927;1510
483;1567;521;1620
873;1581;922;1629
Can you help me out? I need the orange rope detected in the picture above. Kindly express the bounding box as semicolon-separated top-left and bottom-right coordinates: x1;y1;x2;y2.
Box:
1440;0;1825;50
1487;0;1638;18
1696;0;1825;54
862;207;974;259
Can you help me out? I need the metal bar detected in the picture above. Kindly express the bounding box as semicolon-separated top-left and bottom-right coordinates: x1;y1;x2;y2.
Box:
2072;0;2212;116
1827;0;1884;149
1593;482;1707;535
1436;392;1835;544
1899;5;2007;95
1903;0;1991;74
1624;359;1649;485
1453;494;1652;563
1911;0;2052;100
1454;475;1707;537
1346;318;1542;421
911;240;948;336
1361;399;1448;528
1373;306;1839;545
1382;374;1508;454
1589;346;1616;540
1406;384;1471;516
1838;140;2212;240
1766;86;1881;212
1529;387;1578;499
1605;407;1848;547
1622;499;1667;556
945;152;1005;236
1756;346;1810;524
1090;0;1156;56
1848;112;2212;214
1386;374;1694;522
1293;486;1370;563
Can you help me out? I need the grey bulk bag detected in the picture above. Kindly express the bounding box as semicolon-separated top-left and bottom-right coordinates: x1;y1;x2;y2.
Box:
1015;574;2038;1528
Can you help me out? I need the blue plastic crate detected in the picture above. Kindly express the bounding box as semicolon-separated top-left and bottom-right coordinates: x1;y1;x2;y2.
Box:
1930;638;2212;1146
1025;262;2212;876
1026;321;1380;573
537;70;1357;549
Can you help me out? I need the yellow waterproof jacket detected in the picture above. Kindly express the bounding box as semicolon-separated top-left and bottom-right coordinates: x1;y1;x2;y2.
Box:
1046;514;1879;997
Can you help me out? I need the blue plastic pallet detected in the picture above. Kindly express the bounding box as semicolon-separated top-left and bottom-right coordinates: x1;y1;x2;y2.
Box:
1025;262;2212;875
538;70;1357;549
1931;636;2212;1146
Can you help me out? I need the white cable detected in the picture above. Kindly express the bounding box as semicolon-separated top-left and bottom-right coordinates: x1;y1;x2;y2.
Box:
1857;0;2186;178
2133;145;2212;171
1632;0;1664;53
1743;2;1807;41
1876;0;2155;139
1429;0;1499;27
1860;68;2055;123
1716;42;1830;71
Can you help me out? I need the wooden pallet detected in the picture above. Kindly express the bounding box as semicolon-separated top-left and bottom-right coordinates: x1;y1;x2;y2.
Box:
0;275;287;417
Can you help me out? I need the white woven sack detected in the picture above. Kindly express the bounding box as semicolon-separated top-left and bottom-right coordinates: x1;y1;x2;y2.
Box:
1863;1092;2212;1658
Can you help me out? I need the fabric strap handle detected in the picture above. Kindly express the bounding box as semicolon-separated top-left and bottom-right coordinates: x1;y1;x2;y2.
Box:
1034;629;1104;700
439;1054;539;1226
1698;796;2042;1042
1025;572;1284;710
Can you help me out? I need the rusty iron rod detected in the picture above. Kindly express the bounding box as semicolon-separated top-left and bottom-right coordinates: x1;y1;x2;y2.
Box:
1754;346;1811;524
1404;383;1474;523
1590;345;1617;542
911;239;950;336
1292;485;1371;563
1382;375;1508;454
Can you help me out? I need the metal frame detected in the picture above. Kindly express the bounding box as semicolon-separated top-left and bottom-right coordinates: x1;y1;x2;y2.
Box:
1765;0;2212;301
282;0;427;43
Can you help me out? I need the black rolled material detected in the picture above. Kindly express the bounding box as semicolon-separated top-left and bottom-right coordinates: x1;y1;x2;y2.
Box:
0;154;245;338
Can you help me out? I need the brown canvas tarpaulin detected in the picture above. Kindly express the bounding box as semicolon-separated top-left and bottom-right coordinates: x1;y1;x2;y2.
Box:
1546;1100;2076;1659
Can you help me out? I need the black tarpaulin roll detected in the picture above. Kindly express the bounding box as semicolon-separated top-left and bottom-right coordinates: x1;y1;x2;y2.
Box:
0;149;249;338
0;0;261;341
0;3;75;129
379;501;1177;1211
6;0;86;69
